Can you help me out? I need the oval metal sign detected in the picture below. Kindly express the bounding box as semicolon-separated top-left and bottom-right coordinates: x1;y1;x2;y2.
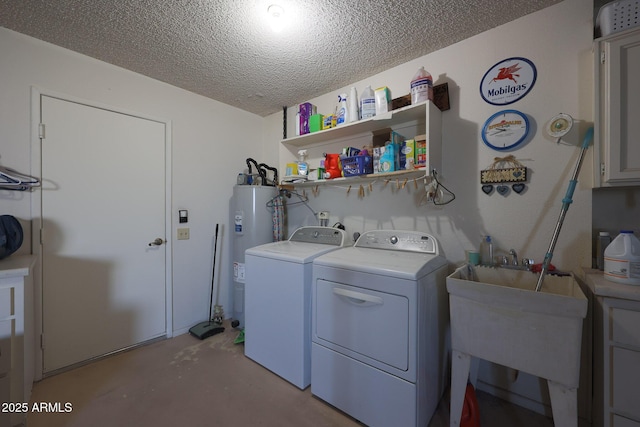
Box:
479;57;537;105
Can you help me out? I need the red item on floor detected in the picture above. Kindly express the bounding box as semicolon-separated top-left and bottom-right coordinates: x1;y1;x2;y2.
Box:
461;383;481;427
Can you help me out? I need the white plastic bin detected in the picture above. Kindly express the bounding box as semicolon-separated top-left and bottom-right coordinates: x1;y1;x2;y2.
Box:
597;0;640;37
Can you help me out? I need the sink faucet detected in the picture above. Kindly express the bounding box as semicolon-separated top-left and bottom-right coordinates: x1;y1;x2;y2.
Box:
509;249;518;266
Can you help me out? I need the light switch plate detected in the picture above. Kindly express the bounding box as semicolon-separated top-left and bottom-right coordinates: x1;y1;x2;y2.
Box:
177;228;190;240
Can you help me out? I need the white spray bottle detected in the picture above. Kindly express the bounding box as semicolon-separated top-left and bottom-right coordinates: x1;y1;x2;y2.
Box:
297;150;309;177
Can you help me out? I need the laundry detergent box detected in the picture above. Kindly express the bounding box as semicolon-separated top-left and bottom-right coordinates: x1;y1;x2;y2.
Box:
390;131;404;170
296;103;317;135
378;144;397;173
309;113;323;133
373;146;385;173
374;86;391;115
298;102;317;118
400;139;415;169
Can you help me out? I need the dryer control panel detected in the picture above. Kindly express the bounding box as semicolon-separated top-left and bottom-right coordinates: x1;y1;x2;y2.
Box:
289;227;346;246
354;230;438;254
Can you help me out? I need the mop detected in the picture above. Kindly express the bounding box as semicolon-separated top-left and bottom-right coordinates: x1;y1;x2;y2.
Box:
535;126;594;292
189;224;225;339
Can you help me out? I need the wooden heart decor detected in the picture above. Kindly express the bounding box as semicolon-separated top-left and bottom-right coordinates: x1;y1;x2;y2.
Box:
482;185;494;195
480;155;530;197
512;183;526;194
497;185;509;195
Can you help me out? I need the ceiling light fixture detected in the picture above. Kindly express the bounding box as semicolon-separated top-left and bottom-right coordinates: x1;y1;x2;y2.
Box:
267;4;285;33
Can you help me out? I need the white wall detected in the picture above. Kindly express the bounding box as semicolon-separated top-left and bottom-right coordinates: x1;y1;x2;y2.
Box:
266;0;594;416
0;28;266;335
269;0;594;272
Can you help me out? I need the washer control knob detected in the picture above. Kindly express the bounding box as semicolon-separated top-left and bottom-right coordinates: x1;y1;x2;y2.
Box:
390;235;398;245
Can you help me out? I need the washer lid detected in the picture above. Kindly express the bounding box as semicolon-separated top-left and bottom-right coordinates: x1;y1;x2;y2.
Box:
313;246;447;280
246;241;346;263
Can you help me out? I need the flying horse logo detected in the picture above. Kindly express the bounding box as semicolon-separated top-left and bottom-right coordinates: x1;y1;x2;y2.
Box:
491;63;521;84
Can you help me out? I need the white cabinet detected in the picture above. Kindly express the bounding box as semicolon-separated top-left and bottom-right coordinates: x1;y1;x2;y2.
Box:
585;271;640;427
594;28;640;186
281;100;442;186
0;255;36;427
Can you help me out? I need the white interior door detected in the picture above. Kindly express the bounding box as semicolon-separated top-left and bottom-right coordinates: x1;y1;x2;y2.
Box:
40;95;168;374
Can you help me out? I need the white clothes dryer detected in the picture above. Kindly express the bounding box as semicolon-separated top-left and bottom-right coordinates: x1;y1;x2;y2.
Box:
244;226;347;389
311;230;449;427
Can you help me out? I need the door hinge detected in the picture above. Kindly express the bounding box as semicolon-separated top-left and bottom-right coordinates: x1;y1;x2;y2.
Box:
40;334;44;350
40;228;43;245
600;162;606;175
600;50;606;65
38;123;46;139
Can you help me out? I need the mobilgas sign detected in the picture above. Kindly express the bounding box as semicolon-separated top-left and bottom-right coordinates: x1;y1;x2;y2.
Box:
480;57;537;106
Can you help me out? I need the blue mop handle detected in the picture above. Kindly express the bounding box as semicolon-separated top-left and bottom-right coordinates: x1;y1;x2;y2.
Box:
535;127;594;292
561;127;594;205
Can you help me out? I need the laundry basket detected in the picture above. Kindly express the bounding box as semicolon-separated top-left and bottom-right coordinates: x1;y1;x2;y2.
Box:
596;0;640;37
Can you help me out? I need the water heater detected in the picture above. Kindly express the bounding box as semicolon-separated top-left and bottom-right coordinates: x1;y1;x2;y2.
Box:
230;184;278;328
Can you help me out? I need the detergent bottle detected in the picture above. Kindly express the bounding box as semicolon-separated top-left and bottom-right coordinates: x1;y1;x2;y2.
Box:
324;153;342;179
336;94;348;126
410;66;433;104
604;230;640;285
348;87;359;123
297;150;309;177
360;86;376;119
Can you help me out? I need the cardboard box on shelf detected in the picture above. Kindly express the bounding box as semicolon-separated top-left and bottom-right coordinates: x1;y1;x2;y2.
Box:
415;134;427;168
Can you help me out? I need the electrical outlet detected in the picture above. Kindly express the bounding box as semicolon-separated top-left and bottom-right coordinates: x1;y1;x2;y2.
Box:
318;211;329;220
177;228;190;240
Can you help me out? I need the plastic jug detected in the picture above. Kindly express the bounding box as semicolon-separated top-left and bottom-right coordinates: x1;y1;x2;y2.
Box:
360;86;376;119
336;94;348;126
604;230;640;285
410;66;433;104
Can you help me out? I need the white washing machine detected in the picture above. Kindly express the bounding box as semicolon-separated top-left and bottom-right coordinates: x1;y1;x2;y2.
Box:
311;230;449;427
244;226;347;390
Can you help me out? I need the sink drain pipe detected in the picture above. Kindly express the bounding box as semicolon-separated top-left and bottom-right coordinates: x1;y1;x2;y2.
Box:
535;127;594;292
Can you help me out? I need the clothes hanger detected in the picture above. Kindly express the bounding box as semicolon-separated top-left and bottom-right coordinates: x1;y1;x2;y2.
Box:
0;165;41;191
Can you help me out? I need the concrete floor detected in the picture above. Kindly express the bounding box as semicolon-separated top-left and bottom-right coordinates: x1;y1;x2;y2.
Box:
27;324;554;427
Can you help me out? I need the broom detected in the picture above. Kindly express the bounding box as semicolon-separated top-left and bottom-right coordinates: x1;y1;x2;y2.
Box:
189;224;225;339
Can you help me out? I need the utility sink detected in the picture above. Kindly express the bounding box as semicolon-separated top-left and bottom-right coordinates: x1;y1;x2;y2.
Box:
446;265;588;427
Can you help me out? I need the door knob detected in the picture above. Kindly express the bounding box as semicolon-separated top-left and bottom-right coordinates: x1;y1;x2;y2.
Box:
148;238;164;246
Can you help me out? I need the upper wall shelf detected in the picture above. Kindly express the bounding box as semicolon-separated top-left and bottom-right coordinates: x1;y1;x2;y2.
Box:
282;101;429;148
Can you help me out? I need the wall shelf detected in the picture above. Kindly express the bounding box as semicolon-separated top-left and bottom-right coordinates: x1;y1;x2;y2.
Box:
280;169;428;189
282;101;429;148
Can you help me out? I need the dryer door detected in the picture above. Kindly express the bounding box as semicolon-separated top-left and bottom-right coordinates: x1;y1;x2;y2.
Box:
314;280;409;371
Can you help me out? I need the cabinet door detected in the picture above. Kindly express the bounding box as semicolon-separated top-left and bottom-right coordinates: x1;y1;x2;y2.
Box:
613;414;640;427
599;29;640;184
0;320;11;376
612;347;640;420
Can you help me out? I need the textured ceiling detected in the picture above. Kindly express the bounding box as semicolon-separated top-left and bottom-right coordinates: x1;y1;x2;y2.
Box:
0;0;563;116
